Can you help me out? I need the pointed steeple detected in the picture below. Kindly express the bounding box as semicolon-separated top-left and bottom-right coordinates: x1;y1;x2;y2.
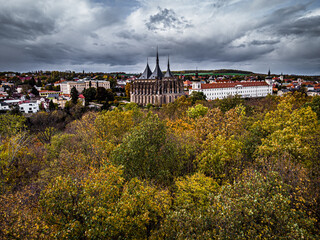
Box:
150;47;163;80
268;68;271;77
139;58;152;79
164;55;174;78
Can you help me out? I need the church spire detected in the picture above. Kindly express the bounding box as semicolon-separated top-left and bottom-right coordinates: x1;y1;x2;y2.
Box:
150;47;163;79
156;46;159;65
164;55;174;78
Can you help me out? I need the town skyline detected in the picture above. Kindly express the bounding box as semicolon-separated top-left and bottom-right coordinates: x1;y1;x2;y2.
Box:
1;0;320;75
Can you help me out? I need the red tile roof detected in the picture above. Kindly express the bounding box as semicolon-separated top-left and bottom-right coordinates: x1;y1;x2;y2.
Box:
200;81;269;89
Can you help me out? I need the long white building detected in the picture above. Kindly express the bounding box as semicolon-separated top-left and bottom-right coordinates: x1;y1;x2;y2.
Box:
59;80;110;94
189;81;272;100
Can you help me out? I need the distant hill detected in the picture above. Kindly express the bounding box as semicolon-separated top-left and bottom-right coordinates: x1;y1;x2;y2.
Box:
173;69;253;76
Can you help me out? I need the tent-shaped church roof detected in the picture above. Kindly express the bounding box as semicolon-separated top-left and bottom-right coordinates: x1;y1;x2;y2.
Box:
139;60;152;79
164;56;174;78
149;49;163;79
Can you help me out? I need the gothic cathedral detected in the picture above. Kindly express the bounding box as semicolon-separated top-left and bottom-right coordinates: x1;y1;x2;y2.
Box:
130;50;184;106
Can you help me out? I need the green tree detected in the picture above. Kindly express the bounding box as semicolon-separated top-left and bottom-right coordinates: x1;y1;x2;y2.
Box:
304;95;320;119
83;87;96;105
187;104;208;119
95;87;107;102
70;86;79;105
189;91;206;104
30;86;39;96
36;78;42;87
111;113;186;185
216;94;244;112
29;77;36;87
48;100;56;111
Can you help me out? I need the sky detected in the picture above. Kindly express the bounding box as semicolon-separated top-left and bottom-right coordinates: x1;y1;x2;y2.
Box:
0;0;320;75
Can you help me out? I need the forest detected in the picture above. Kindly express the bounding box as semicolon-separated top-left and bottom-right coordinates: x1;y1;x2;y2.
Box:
1;92;320;239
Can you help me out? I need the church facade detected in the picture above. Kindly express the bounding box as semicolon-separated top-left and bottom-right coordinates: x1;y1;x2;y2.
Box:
130;51;184;106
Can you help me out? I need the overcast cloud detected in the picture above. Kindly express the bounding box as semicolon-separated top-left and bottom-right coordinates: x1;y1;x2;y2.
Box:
0;0;319;74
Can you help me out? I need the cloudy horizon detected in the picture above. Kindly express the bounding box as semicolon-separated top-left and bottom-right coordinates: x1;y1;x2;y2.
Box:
1;0;320;75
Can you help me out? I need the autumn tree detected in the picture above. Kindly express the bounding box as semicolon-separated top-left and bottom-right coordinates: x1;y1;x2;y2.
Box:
210;170;318;239
197;134;244;184
125;82;131;98
153;172;219;239
40;164;171;239
155;170;318;239
256;99;319;168
194;105;246;141
159;96;192;120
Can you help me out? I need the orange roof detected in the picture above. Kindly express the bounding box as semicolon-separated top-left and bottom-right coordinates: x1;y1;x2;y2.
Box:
302;82;315;86
200;81;268;89
54;80;66;84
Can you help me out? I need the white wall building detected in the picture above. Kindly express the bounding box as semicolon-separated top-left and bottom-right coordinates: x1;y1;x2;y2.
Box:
59;80;110;94
19;101;39;113
189;81;272;100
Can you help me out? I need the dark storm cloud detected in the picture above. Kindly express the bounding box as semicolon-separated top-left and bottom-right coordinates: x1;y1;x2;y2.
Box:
22;39;139;67
250;40;280;46
278;15;320;37
257;3;310;31
0;8;56;40
24;42;78;63
116;30;147;42
146;7;192;31
175;41;275;63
